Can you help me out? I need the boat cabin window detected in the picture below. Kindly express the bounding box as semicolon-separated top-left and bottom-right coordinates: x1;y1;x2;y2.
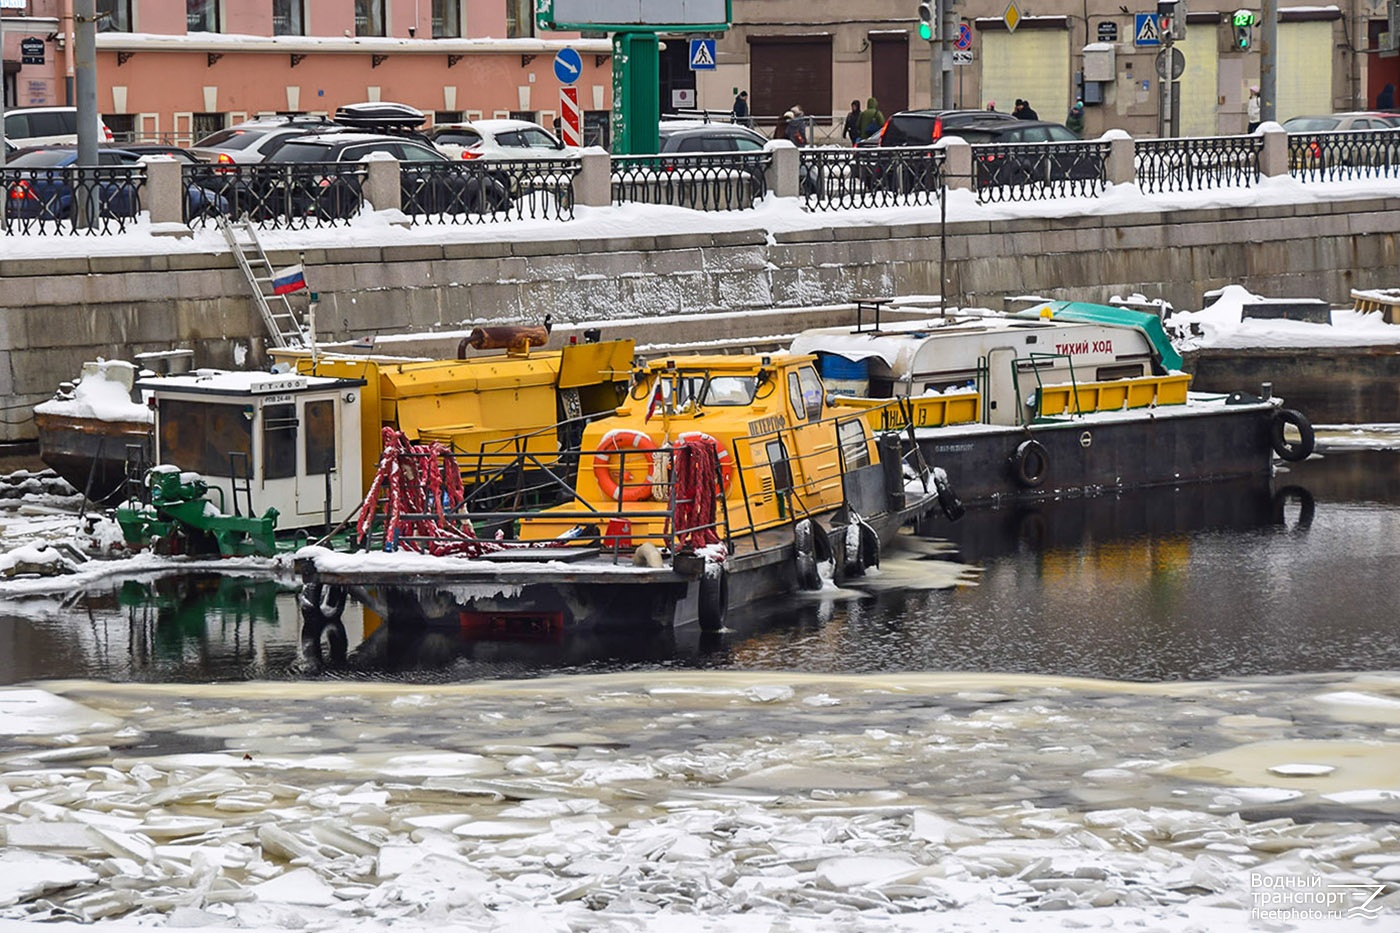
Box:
263;404;298;480
765;439;792;493
787;366;824;421
703;375;757;406
305;400;337;473
837;419;871;470
157;399;252;478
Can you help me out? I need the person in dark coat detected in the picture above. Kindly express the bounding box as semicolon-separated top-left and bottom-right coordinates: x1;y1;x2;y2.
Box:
1014;99;1039;120
857;97;884;140
731;91;751;126
1066;100;1085;136
843;100;862;146
1379;83;1396;111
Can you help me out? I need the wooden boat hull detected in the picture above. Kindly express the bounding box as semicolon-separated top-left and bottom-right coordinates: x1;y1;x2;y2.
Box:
914;399;1280;508
34;410;149;505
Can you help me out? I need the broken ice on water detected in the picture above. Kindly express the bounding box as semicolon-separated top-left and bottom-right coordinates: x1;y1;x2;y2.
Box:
0;672;1396;931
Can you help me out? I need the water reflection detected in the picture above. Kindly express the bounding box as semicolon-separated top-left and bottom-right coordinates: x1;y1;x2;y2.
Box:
2;449;1399;684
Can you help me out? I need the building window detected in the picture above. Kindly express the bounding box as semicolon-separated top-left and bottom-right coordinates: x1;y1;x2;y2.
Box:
187;0;220;33
193;112;224;141
433;0;461;38
103;113;136;142
272;0;305;36
356;0;387;37
506;0;533;38
97;0;133;32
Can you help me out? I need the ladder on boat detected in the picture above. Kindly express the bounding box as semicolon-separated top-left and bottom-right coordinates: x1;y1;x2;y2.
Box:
218;216;309;348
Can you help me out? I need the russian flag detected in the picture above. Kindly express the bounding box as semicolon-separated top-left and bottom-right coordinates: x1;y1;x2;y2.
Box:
272;264;307;295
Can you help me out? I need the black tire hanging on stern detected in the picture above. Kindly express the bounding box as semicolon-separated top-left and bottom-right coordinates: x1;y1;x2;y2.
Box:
1270;408;1315;462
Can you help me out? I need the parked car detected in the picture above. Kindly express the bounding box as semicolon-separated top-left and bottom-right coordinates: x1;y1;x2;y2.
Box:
948;119;1102;187
3;146;228;220
855;108;1020;191
423;118;575;161
1282;112;1400;133
656;121;769;154
262;132;510;217
190;114;344;165
3;106;113;148
1283;112;1400;169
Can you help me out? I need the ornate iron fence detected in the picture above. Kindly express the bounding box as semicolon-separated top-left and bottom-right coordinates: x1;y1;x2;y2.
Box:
1;164;147;235
405;159;579;224
800;145;945;211
1287;129;1400;182
611;152;770;211
183;162;368;229
1135;135;1262;193
971;140;1109;204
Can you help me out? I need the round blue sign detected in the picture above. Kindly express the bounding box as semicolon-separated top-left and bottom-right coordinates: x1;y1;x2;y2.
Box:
955;24;973;51
553;47;583;85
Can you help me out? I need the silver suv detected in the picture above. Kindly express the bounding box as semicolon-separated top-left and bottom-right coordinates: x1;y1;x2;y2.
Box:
190;115;343;165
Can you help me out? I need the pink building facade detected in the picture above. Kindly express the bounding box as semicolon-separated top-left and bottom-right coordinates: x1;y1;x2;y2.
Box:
2;1;613;145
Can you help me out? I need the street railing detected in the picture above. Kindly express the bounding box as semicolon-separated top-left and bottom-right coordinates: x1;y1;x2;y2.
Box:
1135;135;1261;193
611;152;770;211
1286;128;1400;182
9;126;1400;236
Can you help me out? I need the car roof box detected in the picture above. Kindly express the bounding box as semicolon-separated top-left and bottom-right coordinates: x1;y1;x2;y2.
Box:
333;101;425;129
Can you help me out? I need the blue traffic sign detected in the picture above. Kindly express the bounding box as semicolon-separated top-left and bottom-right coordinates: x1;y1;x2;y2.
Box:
1133;13;1162;47
689;38;717;71
553;47;582;84
955;23;973;51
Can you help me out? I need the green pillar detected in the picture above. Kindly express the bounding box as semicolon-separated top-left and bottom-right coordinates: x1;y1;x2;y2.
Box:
611;32;659;155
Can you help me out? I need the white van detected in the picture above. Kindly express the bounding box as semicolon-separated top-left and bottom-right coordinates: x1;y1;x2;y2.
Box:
3;107;114;148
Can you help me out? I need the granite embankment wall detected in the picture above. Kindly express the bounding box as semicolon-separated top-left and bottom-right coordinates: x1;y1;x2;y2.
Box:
1;195;1398;443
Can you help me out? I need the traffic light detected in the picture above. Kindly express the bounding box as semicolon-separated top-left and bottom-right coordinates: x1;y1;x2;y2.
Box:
918;0;935;41
1233;10;1254;50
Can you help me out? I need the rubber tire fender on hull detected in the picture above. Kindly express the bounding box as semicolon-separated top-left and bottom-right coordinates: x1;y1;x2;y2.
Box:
1011;439;1049;488
698;567;729;632
1270;409;1315;462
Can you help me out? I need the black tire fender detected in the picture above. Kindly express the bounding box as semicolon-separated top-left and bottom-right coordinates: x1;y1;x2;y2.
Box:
795;551;821;591
933;470;966;521
1012;439;1049;488
1271;408;1315;462
698;567;729;632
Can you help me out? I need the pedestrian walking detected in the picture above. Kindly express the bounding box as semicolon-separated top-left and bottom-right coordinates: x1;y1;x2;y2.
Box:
843;100;862;146
1014;99;1039;120
1247;85;1261;133
1066;100;1085;137
857;97;884;141
985;101;997;112
731;90;751;127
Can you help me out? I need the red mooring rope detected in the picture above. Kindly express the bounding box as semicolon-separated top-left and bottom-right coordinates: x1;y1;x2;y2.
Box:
672;435;722;552
356;426;507;558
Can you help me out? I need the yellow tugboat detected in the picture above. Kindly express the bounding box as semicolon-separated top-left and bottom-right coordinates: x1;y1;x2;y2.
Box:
295;351;946;634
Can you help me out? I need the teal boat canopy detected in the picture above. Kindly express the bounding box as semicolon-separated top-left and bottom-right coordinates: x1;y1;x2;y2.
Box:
1011;301;1184;374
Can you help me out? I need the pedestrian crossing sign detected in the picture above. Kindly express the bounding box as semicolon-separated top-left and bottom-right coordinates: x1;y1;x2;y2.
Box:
689;39;717;71
1134;13;1162;47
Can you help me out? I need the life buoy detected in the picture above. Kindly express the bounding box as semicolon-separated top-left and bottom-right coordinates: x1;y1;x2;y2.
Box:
1012;439;1049;488
593;429;658;501
1270;409;1315;462
676;431;735;492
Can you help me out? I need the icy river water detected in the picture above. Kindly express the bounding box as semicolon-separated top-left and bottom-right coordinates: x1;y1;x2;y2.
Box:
0;442;1396;931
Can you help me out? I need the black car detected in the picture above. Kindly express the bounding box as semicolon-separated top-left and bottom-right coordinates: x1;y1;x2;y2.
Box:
856;109;1020;191
949;120;1102;187
656;121;769;153
261;132;510;218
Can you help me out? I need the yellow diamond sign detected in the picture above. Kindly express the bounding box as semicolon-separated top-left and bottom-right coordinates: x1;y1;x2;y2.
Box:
1004;1;1022;33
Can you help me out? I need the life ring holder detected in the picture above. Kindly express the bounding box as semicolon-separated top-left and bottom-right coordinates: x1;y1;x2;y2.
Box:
593;429;658;501
675;431;735;493
1270;409;1315;462
1012;438;1049;488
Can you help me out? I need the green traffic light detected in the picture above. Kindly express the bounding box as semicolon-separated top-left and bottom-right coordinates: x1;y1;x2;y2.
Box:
918;23;933;40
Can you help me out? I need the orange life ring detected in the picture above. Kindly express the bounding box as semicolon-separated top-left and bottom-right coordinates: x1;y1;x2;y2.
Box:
677;431;734;493
593;429;658;501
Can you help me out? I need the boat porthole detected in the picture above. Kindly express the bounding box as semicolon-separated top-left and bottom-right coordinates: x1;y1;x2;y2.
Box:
1079;431;1092;449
